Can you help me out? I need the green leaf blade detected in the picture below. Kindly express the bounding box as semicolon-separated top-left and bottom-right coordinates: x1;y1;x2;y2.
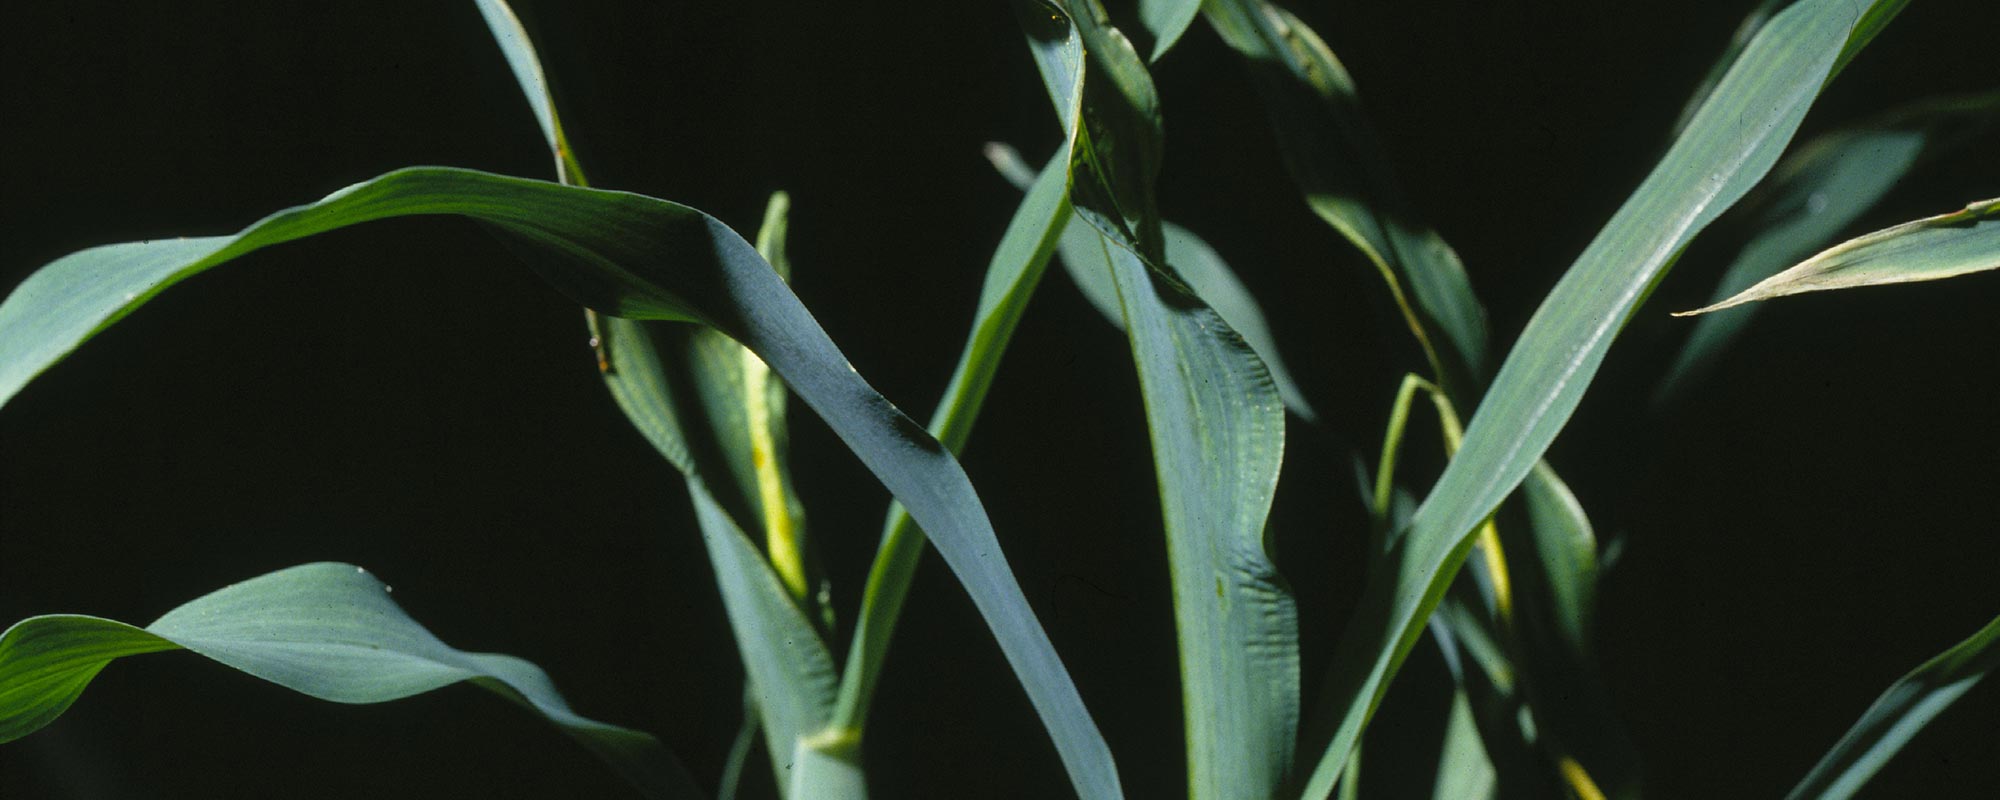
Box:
0;563;700;799
1137;0;1200;61
987;141;1317;422
1677;197;2000;315
1200;0;1489;398
1787;613;2000;800
594;308;843;797
1108;243;1299;800
1298;2;1895;795
1024;3;1299;796
0;166;1118;799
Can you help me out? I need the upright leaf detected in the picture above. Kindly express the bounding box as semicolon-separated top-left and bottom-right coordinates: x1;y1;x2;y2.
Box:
1022;2;1297;797
985;142;1318;421
1201;0;1488;400
0;167;1119;799
597;310;841;797
1198;1;1636;792
0;563;700;799
826;149;1076;744
471;0;588;184
476;7;837;791
1297;2;1904;795
1785;613;2000;800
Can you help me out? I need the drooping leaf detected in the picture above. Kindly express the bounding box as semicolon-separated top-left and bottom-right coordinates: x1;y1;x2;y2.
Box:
1136;0;1201;62
826;146;1076;749
1786;612;2000;800
0;562;699;799
1658;92;2000;399
598;307;840;799
1022;2;1297;797
1296;3;1905;795
985;142;1317;421
0;166;1118;799
469;7;835;791
1201;0;1488;400
1677;197;2000;315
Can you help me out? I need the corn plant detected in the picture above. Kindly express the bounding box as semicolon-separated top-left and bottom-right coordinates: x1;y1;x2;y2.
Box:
3;0;1996;797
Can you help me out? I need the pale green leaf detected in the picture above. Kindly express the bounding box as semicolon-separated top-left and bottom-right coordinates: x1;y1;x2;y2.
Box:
1671;0;1908;138
1025;3;1297;797
985;142;1317;421
1658;92;2000;399
471;0;587;183
790;733;869;800
1677;197;2000;315
1297;2;1900;795
0;563;699;798
1431;691;1496;800
1138;0;1201;62
1787;613;2000;800
0;166;1117;798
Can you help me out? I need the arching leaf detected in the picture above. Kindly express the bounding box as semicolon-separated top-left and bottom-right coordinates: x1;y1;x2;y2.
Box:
0;562;700;799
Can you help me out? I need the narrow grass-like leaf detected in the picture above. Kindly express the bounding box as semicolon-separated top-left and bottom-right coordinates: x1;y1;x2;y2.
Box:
680;196;821;613
0;562;699;798
0;166;1117;799
986;142;1317;421
1203;0;1636;788
827;149;1074;741
597;304;840;797
1024;3;1297;797
1786;612;2000;800
1670;0;1908;139
1658;92;2000;399
718;690;761;800
1430;691;1497;800
1201;0;1488;399
1677;197;2000;315
1297;3;1899;795
1137;0;1200;62
472;0;587;184
470;8;835;790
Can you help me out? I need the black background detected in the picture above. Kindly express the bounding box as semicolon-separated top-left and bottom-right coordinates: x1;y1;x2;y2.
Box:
4;1;1998;798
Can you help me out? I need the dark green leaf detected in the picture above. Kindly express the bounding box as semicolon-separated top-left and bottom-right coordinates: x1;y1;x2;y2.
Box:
1201;0;1488;399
